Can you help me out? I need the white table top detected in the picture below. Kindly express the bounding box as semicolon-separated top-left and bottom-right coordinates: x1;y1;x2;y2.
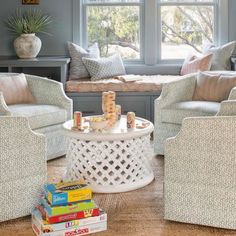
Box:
63;115;154;141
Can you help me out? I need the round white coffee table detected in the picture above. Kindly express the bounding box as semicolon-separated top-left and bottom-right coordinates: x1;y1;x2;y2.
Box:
63;115;154;193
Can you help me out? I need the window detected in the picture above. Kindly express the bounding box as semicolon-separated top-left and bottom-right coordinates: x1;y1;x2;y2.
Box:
83;0;143;60
159;0;217;59
75;0;228;65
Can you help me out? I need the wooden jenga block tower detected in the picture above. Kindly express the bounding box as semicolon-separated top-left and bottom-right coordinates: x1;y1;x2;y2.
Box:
102;91;118;127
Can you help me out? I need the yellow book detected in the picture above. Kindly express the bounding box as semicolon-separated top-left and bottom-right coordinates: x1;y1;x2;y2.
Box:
45;181;92;206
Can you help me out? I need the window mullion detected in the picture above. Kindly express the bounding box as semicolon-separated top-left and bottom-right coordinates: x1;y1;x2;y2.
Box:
144;0;158;65
72;0;82;45
157;0;161;63
218;0;229;45
82;3;88;48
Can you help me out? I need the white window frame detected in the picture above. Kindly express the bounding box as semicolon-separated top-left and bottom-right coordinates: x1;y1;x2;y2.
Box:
156;0;228;64
72;0;228;67
79;0;144;63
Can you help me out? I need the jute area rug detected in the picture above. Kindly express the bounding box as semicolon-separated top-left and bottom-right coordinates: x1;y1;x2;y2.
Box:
0;156;234;236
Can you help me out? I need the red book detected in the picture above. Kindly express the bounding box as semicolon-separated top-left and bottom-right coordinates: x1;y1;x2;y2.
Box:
46;208;100;224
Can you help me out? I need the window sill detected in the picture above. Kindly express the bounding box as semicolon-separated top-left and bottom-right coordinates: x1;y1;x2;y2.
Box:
124;63;182;75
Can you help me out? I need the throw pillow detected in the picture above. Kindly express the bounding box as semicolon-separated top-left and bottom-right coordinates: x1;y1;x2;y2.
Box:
82;54;126;81
193;71;236;102
0;73;35;105
68;42;100;80
180;53;213;76
203;41;236;70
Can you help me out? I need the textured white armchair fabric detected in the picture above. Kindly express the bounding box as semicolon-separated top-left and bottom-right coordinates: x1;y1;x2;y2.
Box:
0;92;11;116
0;117;47;222
0;74;73;160
154;72;236;155
26;75;72;120
164;113;236;229
161;71;236;228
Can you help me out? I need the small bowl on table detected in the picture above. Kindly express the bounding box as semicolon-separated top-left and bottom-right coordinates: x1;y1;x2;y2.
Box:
89;116;109;131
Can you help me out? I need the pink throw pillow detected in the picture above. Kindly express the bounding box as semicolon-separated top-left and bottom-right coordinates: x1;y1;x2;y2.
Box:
0;73;35;105
193;72;236;102
180;53;213;76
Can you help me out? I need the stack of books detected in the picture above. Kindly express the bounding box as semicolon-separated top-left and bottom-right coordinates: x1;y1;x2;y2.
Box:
32;181;107;236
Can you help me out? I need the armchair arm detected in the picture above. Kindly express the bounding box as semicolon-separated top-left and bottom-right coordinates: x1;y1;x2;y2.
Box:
155;74;196;109
0;92;11;116
228;87;236;100
0;116;47;183
165;116;236;187
25;74;73;120
217;100;236;116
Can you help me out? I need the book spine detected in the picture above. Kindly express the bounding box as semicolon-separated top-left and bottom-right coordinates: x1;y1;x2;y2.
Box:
47;208;100;224
50;189;92;206
32;221;107;236
63;221;107;236
33;209;107;232
42;198;95;216
32;219;42;236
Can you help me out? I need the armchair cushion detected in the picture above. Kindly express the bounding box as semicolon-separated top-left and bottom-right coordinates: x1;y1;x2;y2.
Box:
0;73;35;105
193;72;236;102
162;101;220;125
8;104;67;129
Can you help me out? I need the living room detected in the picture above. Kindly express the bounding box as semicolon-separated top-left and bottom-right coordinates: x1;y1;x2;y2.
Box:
0;0;236;235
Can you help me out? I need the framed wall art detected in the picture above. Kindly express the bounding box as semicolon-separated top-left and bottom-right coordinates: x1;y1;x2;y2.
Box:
22;0;39;5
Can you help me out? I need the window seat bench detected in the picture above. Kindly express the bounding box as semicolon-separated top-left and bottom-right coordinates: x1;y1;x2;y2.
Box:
65;75;181;122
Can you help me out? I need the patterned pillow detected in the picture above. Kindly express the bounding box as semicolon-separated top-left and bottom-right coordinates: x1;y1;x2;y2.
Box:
82;54;126;81
68;42;100;80
203;41;236;71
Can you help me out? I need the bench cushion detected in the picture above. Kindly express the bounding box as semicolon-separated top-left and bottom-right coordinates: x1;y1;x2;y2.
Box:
66;75;180;93
162;101;220;125
8;104;67;129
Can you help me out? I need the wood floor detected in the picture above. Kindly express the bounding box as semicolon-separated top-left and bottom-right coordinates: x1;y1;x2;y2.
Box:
0;156;236;236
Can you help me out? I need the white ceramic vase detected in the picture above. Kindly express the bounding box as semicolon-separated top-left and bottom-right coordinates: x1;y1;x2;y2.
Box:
14;33;42;59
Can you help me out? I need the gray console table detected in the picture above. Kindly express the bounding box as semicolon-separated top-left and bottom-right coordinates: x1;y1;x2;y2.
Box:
0;56;70;88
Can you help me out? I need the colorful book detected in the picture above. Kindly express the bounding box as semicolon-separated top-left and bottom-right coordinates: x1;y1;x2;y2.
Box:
46;208;100;224
41;198;95;216
32;220;107;236
45;181;92;206
32;208;107;233
36;205;100;224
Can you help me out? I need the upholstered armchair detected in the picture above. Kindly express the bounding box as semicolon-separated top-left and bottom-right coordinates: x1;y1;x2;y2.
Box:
0;74;73;160
0;116;47;222
154;71;236;155
164;102;236;229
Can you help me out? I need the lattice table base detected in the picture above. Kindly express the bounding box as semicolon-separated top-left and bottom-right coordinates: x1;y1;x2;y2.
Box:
64;135;154;193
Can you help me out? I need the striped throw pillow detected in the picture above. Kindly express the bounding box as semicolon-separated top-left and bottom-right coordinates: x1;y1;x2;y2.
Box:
181;53;213;76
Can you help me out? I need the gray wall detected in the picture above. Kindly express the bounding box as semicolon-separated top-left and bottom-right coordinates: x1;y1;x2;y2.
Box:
0;0;73;56
0;0;236;57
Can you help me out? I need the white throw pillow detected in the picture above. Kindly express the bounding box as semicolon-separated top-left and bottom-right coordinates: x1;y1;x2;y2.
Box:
82;54;126;81
68;42;100;80
203;41;236;71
